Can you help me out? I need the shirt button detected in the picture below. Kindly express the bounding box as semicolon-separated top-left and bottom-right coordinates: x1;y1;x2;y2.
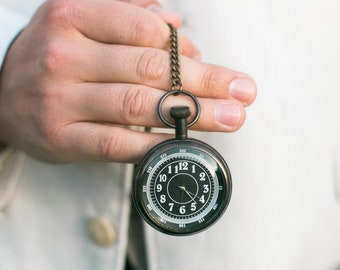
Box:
87;217;117;247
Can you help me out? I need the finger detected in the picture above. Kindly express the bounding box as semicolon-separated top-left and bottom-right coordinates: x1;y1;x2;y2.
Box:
63;83;246;132
54;123;172;163
116;0;183;28
44;0;182;49
116;0;160;6
67;42;255;105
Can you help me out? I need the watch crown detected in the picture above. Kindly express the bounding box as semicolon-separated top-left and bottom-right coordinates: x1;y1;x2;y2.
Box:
170;106;191;120
170;106;190;140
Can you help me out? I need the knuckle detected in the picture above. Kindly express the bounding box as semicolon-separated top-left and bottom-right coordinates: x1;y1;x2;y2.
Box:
130;15;157;45
38;2;79;75
98;130;122;161
201;69;219;94
43;0;83;29
201;67;229;95
44;0;78;28
121;87;149;121
136;49;168;83
40;40;69;73
35;86;66;143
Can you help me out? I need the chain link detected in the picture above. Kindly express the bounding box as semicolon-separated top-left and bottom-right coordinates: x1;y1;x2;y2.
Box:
168;24;183;91
156;24;201;128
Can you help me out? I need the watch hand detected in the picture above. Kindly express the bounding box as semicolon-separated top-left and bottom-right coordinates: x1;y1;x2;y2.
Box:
185;189;199;200
180;188;184;202
178;186;197;203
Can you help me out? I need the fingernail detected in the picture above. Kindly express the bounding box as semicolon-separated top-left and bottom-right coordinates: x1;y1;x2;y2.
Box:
229;78;256;104
215;104;242;127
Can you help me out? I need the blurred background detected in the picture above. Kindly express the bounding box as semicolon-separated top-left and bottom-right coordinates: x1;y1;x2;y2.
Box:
149;1;340;269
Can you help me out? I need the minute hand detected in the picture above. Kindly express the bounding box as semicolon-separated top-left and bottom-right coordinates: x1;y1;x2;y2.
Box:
178;186;198;203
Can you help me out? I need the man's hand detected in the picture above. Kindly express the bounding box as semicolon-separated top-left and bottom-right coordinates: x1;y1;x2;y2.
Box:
0;0;256;163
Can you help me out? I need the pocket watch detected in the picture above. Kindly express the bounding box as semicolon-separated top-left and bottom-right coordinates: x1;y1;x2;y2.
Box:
132;24;232;236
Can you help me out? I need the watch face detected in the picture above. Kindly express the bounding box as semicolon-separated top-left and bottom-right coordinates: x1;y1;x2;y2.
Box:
133;139;232;236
